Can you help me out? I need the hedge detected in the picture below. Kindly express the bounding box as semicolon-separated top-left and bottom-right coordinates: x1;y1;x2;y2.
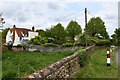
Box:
62;43;74;47
41;43;59;47
90;38;111;46
77;49;89;67
17;44;25;47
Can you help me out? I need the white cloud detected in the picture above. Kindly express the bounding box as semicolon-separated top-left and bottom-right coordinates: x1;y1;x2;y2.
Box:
0;0;119;2
0;1;118;36
93;2;118;36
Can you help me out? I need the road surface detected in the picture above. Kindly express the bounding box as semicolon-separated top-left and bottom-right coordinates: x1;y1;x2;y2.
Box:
116;48;120;65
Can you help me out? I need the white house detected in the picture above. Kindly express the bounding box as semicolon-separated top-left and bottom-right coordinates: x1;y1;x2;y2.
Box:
6;25;38;46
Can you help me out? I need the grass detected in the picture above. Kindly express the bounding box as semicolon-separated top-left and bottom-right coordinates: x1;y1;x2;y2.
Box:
2;50;74;78
74;47;118;78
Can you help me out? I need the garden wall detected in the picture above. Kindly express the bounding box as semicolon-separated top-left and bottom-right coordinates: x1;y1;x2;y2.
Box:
24;45;95;79
28;45;81;52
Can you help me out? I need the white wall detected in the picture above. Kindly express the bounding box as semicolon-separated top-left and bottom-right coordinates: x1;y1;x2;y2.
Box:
28;31;38;40
6;30;12;43
6;30;38;46
13;31;21;46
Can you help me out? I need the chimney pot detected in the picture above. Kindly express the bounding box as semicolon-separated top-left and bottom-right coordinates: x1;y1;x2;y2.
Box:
32;26;35;31
13;25;16;28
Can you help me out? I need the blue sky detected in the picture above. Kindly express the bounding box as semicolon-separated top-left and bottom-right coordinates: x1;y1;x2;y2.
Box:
0;1;118;36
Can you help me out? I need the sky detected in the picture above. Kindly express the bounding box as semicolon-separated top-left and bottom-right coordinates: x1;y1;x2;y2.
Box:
0;0;119;36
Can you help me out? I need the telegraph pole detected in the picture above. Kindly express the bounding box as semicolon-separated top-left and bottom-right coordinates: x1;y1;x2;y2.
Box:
85;8;87;48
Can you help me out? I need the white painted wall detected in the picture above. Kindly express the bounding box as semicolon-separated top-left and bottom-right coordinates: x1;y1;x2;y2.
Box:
6;30;12;43
6;30;38;46
28;31;38;40
13;30;21;46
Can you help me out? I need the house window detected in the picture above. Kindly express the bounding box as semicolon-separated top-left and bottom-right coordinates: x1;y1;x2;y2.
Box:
20;37;22;40
24;33;28;37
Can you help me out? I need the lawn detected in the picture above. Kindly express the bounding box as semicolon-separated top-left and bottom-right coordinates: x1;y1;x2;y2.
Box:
2;50;74;78
74;47;118;78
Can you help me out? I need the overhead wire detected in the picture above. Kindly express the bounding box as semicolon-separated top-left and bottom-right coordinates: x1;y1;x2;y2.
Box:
55;9;84;21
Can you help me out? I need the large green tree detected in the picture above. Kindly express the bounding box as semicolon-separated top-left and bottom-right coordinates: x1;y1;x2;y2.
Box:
85;17;109;39
111;28;120;45
66;21;82;41
36;29;46;37
50;23;66;41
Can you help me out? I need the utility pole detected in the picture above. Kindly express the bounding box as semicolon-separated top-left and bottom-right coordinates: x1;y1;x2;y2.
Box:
85;8;87;48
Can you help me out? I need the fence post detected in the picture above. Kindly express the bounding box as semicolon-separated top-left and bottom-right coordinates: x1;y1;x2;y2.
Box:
107;49;110;66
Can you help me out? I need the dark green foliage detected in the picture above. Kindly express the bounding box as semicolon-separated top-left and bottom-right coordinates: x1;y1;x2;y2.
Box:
62;43;74;47
74;42;81;46
78;50;88;67
66;21;82;41
36;29;46;37
41;43;59;47
91;38;111;46
78;33;86;46
2;28;9;43
17;44;25;47
85;17;109;39
111;28;120;46
29;36;48;45
50;23;66;41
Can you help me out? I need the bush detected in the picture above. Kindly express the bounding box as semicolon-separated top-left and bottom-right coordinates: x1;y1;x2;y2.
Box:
62;43;74;47
17;44;25;47
42;43;59;47
29;36;48;45
78;49;88;67
74;42;81;46
90;38;111;46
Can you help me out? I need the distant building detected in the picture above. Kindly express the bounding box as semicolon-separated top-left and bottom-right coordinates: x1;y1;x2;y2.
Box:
6;25;38;46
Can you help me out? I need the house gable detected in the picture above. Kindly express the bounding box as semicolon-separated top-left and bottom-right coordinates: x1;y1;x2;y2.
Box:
6;25;38;46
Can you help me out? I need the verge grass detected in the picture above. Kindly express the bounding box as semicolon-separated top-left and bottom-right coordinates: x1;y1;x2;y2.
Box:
2;50;74;78
74;47;118;78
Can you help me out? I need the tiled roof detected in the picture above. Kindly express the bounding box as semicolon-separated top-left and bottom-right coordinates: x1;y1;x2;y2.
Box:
10;27;31;42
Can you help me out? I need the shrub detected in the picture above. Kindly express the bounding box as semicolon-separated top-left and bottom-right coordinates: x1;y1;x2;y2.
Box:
29;36;48;45
74;42;81;46
62;43;74;47
91;38;111;46
78;49;88;67
17;44;25;47
41;43;59;47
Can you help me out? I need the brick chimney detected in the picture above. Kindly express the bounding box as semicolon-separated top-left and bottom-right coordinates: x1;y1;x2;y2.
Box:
32;26;35;31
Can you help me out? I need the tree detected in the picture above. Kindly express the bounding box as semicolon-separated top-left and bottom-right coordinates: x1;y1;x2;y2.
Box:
111;28;120;45
50;23;66;41
85;17;109;39
0;12;5;27
36;29;46;37
2;28;9;43
66;21;82;41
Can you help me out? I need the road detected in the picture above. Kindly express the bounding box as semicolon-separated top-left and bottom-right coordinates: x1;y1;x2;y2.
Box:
116;48;120;65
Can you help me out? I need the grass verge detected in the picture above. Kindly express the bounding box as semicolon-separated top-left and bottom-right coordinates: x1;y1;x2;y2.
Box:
74;47;118;78
2;50;74;78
